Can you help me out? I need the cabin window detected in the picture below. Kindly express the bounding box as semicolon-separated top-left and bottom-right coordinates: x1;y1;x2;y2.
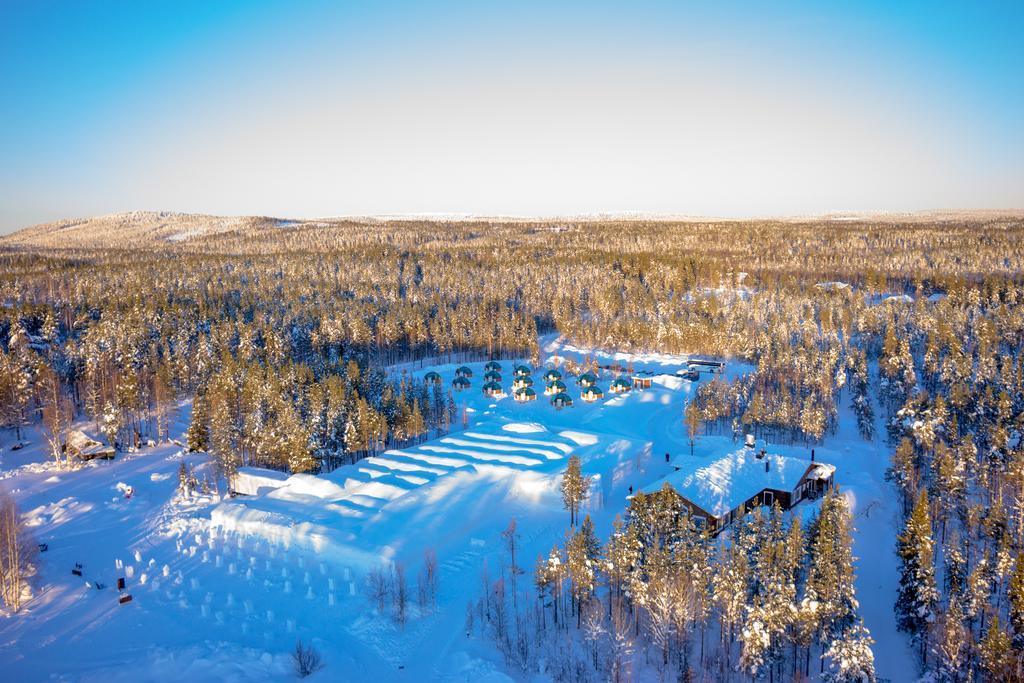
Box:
763;491;774;507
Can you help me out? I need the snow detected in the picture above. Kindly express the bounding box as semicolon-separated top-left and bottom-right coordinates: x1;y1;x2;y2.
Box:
231;467;289;496
0;335;915;681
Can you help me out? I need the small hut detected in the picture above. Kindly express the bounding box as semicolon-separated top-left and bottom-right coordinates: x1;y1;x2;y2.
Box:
551;392;573;408
632;376;652;389
484;370;503;383
483;381;505;397
424;371;442;385
581;386;604;402
578;372;598;388
609;378;632;394
514;387;537;402
512;376;534;390
456;366;473;379
64;430;115;461
543;368;562;382
544;379;567;396
484;360;502;372
452;376;471;391
513;364;532;378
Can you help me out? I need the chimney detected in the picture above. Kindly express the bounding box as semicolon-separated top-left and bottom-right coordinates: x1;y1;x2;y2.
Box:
811;449;815;462
765;460;770;473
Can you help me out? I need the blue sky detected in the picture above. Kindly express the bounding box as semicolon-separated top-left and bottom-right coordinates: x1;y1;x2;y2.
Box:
1;1;1021;232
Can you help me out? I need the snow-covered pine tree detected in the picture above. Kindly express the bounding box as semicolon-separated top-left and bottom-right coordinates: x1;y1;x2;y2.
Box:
895;490;939;665
560;456;589;527
713;540;750;671
1008;551;1024;648
934;594;967;682
566;524;596;628
808;492;860;644
978;615;1012;682
820;621;876;683
186;390;211;452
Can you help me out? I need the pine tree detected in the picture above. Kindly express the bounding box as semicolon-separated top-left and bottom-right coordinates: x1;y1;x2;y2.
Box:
186;391;211;452
578;515;601;563
895;490;939;665
560;455;589;526
808;492;860;642
713;540;750;670
934;595;967;682
566;526;596;628
821;621;876;683
603;515;638;611
1008;552;1024;648
978;615;1012;682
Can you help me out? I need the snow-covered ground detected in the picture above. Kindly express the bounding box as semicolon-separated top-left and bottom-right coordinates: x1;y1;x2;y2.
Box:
0;337;914;681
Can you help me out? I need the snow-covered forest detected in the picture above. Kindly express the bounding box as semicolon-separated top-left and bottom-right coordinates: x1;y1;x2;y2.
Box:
1;214;1024;681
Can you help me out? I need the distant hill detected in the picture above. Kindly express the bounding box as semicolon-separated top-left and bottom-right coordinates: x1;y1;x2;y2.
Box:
3;209;1022;251
0;211;287;250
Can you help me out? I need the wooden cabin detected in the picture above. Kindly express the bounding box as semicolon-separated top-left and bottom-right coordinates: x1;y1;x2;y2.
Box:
514;387;537;402
512;376;534;390
544;379;567;396
424;371;442;385
64;430;115;461
632;376;652;389
581;386;604;402
551;392;573;407
452;376;471;391
484;360;502;372
513;365;532;378
482;381;505;397
640;449;836;533
609;378;632;394
456;366;473;378
578;372;598;388
543;369;562;382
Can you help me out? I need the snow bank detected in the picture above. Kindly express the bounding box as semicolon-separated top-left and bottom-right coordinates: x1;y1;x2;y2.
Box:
279;473;347;500
231;467;289;496
502;422;546;434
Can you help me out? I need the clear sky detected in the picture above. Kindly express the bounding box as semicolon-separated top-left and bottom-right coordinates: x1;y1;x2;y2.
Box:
1;1;1022;233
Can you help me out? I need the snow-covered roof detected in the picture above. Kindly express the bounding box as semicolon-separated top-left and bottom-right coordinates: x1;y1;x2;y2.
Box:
644;448;828;516
65;430;113;457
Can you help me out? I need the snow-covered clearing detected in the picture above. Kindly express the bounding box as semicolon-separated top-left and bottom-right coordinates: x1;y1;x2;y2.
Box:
0;337;914;681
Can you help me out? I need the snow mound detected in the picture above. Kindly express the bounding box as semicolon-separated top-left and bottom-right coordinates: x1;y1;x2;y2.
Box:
559;430;599;446
502;422;546;434
231;467;289;496
280;473;347;500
